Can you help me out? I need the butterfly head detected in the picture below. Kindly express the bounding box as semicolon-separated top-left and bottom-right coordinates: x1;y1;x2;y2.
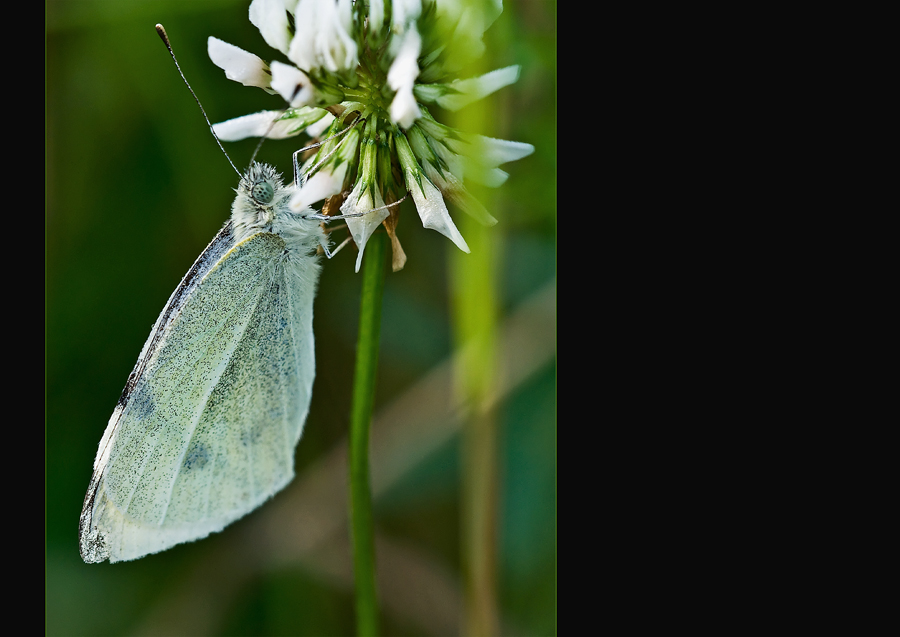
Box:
241;162;282;209
230;162;290;236
231;162;324;250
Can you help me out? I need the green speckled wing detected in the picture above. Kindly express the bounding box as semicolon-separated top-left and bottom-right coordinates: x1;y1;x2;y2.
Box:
80;230;316;563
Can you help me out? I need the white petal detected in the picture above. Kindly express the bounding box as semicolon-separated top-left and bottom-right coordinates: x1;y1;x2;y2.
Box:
407;170;469;252
249;0;292;55
305;112;335;137
477;137;535;167
388;26;422;128
321;0;358;73
470;167;508;188
212;111;305;141
208;37;273;90
390;89;422;129
290;0;357;75
428;132;514;187
270;61;314;107
290;165;347;210
421;162;497;226
449;135;534;168
368;0;385;34
287;0;316;70
392;0;422;30
415;65;520;111
387;26;421;91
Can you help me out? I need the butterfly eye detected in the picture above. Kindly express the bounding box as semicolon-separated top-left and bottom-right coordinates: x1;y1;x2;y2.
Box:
252;181;274;204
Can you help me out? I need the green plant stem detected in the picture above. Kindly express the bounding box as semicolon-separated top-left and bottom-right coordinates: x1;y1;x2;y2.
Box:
349;231;387;637
451;213;501;637
448;14;502;629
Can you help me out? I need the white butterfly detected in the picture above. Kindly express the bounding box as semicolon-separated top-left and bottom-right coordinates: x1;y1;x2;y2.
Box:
79;163;327;563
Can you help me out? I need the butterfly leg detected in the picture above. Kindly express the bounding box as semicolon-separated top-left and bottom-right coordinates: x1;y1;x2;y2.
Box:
320;235;353;260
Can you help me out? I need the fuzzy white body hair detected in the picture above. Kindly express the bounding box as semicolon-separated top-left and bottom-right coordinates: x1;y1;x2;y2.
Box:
232;162;326;273
231;162;327;315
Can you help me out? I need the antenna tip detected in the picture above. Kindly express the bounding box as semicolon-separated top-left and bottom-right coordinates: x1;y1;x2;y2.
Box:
155;24;169;44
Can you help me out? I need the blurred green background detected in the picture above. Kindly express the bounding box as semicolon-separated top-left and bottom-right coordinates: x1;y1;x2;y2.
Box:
46;1;556;634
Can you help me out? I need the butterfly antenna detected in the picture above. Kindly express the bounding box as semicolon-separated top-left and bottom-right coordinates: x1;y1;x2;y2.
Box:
248;108;288;168
249;128;269;167
156;24;242;179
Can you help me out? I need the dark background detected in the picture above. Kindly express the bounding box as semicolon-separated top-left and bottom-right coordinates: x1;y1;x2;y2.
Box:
47;1;556;634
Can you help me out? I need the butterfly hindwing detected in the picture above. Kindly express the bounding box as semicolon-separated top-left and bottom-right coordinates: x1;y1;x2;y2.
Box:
81;230;315;563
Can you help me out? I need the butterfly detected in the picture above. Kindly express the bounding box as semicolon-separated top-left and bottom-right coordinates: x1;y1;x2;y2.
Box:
79;161;330;563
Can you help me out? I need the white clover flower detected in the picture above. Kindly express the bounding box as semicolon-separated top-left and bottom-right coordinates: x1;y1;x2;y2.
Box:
209;0;533;270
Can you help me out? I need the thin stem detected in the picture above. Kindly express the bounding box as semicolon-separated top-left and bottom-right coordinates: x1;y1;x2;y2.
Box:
349;231;387;637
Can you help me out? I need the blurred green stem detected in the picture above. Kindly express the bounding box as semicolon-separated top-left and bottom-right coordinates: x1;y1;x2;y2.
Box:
349;231;387;637
448;3;502;628
451;201;501;637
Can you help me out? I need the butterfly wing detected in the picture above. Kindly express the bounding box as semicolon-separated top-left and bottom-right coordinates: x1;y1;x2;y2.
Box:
80;230;316;563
